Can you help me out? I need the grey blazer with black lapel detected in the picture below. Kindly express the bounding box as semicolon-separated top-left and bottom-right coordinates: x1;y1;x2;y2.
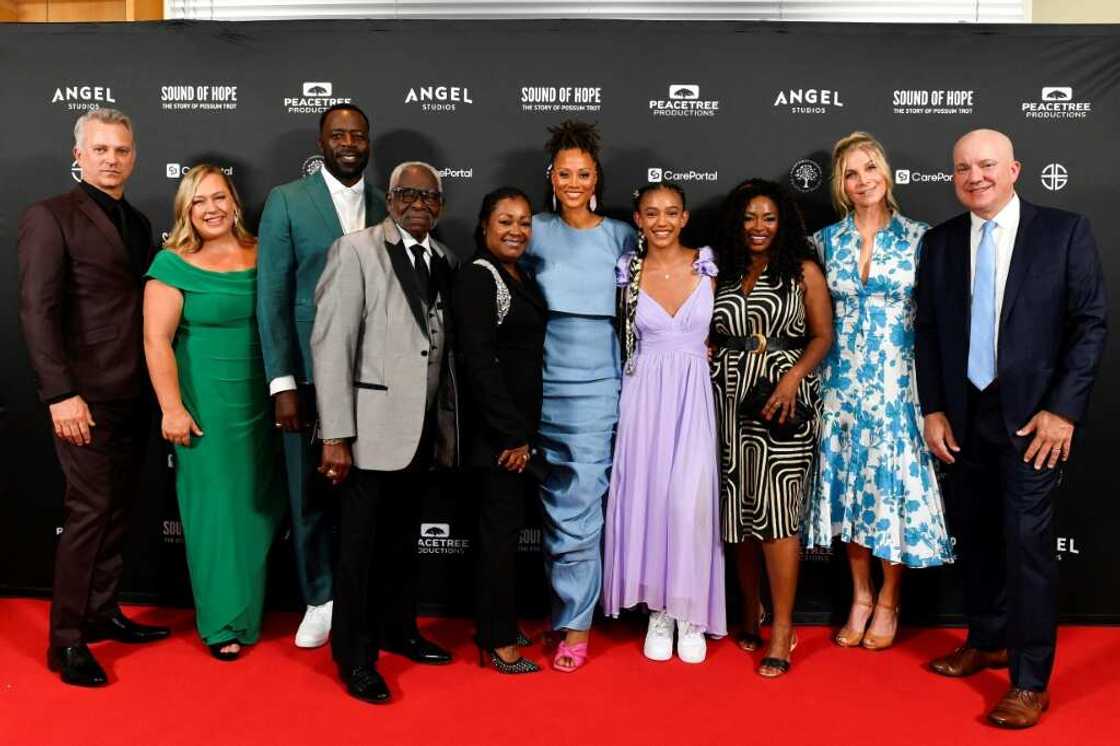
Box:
311;216;460;471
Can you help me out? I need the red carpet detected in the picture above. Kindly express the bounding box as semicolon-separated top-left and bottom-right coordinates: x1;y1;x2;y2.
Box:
1;598;1117;745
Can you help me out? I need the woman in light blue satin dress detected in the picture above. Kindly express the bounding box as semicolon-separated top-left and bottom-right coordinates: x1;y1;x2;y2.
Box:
521;120;636;671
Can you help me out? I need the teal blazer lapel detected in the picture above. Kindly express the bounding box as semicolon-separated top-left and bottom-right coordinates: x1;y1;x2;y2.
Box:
304;172;344;239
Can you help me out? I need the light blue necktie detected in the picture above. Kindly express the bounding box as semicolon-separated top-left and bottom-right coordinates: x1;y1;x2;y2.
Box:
968;220;997;389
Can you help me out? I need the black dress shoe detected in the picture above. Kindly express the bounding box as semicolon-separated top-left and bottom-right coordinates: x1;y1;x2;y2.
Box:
47;644;108;687
341;664;391;704
85;612;171;644
382;634;452;665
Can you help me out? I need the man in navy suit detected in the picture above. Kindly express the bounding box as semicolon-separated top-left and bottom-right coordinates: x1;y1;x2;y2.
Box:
915;129;1107;728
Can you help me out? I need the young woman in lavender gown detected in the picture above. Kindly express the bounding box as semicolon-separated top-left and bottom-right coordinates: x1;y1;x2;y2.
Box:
602;182;726;664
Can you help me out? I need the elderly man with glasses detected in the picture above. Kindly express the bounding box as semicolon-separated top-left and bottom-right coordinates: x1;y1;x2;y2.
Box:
311;161;460;705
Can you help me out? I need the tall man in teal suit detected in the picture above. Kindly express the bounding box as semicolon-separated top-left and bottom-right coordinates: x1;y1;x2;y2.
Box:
257;103;387;648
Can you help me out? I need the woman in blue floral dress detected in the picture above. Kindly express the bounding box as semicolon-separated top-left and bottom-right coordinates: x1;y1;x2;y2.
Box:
805;132;953;651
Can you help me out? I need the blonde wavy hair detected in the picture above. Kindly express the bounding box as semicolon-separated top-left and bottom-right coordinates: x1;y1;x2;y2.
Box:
165;165;254;254
829;131;900;218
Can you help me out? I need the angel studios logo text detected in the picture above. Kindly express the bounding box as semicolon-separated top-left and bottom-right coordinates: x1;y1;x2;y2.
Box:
405;85;474;112
1056;536;1081;560
51;84;116;111
773;88;844;115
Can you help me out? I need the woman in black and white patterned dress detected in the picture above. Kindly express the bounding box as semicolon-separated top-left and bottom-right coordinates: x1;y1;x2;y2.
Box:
711;179;832;678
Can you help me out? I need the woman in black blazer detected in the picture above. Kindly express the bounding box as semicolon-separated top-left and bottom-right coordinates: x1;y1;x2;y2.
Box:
453;186;548;674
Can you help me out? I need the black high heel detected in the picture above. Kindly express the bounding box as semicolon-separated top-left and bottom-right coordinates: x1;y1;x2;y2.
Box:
474;630;533;648
477;645;540;674
208;641;240;662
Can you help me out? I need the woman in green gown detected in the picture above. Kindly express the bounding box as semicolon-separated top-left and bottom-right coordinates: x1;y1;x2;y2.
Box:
143;165;284;660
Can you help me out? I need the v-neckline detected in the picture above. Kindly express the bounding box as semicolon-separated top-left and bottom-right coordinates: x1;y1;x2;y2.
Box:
856;231;876;288
640;277;704;320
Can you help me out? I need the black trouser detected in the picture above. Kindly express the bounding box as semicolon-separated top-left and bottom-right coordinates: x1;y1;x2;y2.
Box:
953;383;1059;692
475;467;528;649
50;398;148;648
331;416;433;671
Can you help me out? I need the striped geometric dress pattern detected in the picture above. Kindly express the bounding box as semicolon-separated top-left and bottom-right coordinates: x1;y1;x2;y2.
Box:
711;269;821;543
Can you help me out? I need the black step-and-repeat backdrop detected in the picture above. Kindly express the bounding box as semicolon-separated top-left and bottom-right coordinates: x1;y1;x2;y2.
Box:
1;20;1117;623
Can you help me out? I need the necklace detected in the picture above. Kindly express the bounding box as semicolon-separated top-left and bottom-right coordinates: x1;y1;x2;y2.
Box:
644;258;690;280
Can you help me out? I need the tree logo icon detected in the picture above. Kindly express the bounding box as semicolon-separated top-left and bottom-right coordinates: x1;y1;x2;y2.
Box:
302;82;333;97
420;523;450;538
1041;86;1072;102
789;159;824;193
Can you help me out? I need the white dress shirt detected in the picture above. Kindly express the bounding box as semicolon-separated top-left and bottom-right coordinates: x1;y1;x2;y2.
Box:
320;167;366;235
969;193;1020;360
267;169;368;396
397;225;433;271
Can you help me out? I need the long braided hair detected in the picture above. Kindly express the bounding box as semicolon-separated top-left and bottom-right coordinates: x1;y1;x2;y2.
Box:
714;178;819;291
543;119;604;213
620;182;687;374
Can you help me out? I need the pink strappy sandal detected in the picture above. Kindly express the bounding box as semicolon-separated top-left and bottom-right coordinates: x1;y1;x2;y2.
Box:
552;640;588;672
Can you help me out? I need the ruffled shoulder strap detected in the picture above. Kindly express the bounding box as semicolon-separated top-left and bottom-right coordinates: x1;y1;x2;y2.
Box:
616;251;638;287
693;246;718;278
470;258;511;326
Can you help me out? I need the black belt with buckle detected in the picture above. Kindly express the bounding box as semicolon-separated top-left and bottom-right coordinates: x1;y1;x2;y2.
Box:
710;332;809;354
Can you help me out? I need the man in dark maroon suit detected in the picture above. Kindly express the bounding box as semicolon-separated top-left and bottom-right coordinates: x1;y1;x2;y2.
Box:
18;109;169;687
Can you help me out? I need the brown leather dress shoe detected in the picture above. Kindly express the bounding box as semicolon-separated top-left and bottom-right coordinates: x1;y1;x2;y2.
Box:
929;645;1009;677
988;688;1049;729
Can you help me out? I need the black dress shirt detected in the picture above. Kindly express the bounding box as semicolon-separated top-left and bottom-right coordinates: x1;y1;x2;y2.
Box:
79;180;153;277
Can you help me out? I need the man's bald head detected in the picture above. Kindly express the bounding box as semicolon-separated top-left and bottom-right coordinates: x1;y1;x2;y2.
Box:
954;129;1016;163
952;128;1021;219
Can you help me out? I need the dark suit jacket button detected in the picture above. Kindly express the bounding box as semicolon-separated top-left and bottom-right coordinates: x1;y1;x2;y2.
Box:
421;350;428;357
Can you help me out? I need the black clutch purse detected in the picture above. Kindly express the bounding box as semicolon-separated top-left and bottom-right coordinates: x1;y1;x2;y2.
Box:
740;378;813;439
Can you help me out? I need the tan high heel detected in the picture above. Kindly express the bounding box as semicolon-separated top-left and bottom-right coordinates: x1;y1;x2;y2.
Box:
862;604;900;651
834;599;874;648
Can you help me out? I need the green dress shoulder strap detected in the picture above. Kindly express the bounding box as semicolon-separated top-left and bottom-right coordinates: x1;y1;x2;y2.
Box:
145;249;256;294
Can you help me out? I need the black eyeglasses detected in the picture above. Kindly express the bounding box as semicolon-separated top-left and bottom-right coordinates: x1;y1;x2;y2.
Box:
391;187;443;206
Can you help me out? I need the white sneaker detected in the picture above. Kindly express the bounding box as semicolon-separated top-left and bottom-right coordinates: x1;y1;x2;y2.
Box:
643;610;674;661
294;600;332;648
676;620;707;664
